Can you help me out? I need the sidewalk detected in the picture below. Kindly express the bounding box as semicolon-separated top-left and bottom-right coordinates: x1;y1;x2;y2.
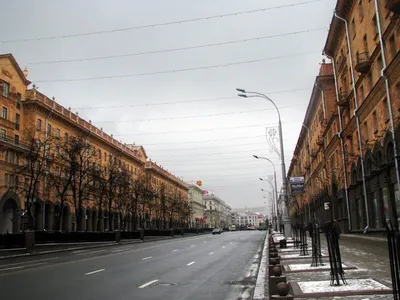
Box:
268;231;393;299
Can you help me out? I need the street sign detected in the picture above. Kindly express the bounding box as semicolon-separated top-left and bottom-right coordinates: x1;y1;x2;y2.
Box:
290;176;305;195
324;202;330;210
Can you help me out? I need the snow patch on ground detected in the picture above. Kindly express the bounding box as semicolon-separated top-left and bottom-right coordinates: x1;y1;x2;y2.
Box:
298;278;391;293
288;263;347;271
281;253;325;259
280;248;312;253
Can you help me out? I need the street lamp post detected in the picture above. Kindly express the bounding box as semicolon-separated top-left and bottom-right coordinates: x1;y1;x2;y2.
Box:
260;178;277;230
239;88;291;238
254;155;279;230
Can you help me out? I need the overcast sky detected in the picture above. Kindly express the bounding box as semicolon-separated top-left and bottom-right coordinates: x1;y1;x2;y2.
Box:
0;0;336;211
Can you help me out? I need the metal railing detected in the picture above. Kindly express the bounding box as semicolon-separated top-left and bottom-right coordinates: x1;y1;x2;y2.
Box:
384;219;400;300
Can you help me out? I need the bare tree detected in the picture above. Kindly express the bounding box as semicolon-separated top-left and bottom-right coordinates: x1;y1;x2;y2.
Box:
14;126;55;229
68;135;99;231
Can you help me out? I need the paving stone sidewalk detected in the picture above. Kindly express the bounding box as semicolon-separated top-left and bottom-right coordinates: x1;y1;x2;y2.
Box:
268;231;393;300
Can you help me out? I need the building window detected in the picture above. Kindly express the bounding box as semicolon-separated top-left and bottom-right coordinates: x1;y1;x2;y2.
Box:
14;134;19;145
360;85;365;103
2;82;9;98
15;113;20;130
37;119;42;131
351;19;356;38
64;132;68;143
2;107;7;119
363;35;368;53
47;124;52;137
0;128;6;140
363;122;369;141
16;93;21;108
382;98;389;121
359;0;364;20
373;15;379;37
389;36;397;59
373;111;378;133
56;128;60;138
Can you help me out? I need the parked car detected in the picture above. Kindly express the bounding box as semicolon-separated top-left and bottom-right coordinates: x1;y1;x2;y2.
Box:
212;228;222;235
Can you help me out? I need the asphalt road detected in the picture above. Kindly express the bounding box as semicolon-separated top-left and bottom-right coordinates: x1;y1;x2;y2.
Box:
0;230;265;300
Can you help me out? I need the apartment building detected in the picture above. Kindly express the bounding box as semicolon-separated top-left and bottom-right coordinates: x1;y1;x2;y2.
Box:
0;53;189;233
287;1;400;233
188;182;205;228
203;192;231;228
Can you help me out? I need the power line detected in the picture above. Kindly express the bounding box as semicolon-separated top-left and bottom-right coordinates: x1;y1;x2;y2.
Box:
96;108;268;124
147;141;267;152
93;105;306;124
73;88;309;110
113;121;299;136
30;28;326;65
2;1;325;43
35;51;320;83
143;134;266;146
147;148;280;157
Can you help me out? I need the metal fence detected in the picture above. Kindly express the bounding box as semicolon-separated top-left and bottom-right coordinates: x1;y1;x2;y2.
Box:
384;219;400;300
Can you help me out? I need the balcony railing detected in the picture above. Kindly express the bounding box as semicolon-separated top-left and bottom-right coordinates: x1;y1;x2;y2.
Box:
355;52;372;73
0;116;16;130
386;0;400;14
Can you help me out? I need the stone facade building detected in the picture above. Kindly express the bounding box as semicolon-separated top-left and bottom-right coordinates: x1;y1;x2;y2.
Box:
287;1;400;233
188;182;205;228
203;192;231;228
0;53;189;233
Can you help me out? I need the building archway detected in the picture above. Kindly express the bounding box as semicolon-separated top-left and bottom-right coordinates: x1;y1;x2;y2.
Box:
0;191;21;233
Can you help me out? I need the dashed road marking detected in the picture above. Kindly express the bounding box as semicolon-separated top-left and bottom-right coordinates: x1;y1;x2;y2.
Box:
142;256;152;260
187;261;195;266
85;269;105;275
172;249;178;252
222;246;226;248
138;279;159;289
209;252;214;255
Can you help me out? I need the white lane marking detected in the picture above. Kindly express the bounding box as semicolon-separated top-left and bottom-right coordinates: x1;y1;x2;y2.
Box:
204;241;207;243
172;249;178;252
138;279;159;289
112;249;124;253
190;244;195;247
209;252;214;255
222;246;226;248
85;269;105;275
72;250;87;254
230;242;233;244
187;261;195;266
0;256;59;267
0;262;47;272
76;249;106;256
142;256;152;260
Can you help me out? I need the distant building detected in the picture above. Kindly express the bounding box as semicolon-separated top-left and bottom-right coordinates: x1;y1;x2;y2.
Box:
203;191;231;228
188;182;205;228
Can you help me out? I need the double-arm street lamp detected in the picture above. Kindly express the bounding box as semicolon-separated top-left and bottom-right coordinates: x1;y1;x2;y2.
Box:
260;177;277;229
237;88;291;237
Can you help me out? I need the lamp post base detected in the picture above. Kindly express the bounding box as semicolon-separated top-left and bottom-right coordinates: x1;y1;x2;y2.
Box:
283;217;292;238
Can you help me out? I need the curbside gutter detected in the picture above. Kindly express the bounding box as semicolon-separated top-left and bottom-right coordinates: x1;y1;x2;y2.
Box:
252;232;269;299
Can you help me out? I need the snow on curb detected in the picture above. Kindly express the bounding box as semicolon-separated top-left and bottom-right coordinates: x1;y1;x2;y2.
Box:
252;233;268;299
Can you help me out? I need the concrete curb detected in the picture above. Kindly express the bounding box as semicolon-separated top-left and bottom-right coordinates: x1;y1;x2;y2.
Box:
0;234;204;260
252;232;269;299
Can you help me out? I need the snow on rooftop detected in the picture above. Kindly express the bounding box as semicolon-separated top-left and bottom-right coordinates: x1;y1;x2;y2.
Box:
298;278;390;294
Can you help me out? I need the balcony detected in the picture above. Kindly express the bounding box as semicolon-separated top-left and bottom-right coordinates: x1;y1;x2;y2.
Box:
337;92;350;108
386;0;400;14
304;163;310;170
355;52;372;73
0;117;15;130
310;150;317;158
